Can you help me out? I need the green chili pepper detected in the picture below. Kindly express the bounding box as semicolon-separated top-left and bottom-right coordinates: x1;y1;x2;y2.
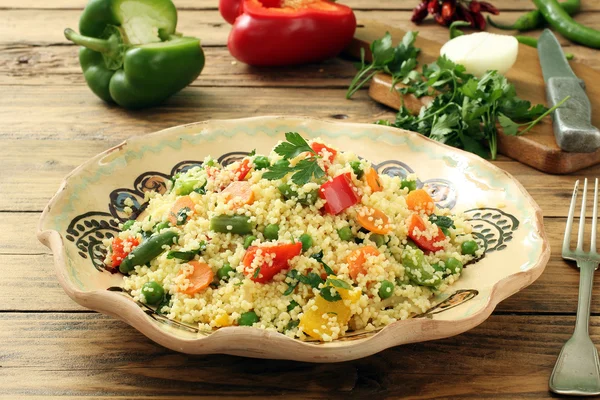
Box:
488;0;580;31
210;215;253;235
533;0;600;48
63;0;205;109
119;230;178;274
515;36;574;59
449;21;471;39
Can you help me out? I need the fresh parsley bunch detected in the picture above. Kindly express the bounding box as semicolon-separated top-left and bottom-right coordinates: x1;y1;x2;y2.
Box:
378;55;568;159
346;31;420;99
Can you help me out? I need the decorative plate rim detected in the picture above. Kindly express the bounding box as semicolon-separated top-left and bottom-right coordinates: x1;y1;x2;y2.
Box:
37;116;550;362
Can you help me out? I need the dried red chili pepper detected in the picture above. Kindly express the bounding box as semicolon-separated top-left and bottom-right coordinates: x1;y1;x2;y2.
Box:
459;3;476;27
473;11;486;29
441;0;456;21
411;0;429;23
427;0;440;15
434;12;447;25
469;0;481;13
479;1;499;15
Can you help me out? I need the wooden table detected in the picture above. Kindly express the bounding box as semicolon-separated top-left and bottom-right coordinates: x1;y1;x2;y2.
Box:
2;0;600;398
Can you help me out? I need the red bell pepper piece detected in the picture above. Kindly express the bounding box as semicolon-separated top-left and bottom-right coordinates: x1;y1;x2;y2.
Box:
220;0;356;66
311;142;337;164
243;242;303;283
319;173;359;215
234;158;252;181
110;237;140;268
406;213;446;253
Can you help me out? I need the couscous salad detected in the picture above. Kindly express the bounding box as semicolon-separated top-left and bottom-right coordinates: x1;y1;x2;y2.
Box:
105;133;481;341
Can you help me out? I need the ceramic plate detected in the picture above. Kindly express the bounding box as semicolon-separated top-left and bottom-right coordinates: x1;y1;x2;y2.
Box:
38;116;550;362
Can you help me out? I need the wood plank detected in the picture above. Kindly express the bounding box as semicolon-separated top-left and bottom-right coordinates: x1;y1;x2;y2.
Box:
3;214;599;314
0;312;596;398
2;0;599;11
1;9;599;47
3;41;599;88
0;46;357;87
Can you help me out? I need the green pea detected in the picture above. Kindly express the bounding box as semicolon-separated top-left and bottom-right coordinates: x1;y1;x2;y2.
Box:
141;281;165;305
264;224;280;240
446;257;463;275
253;155;270;170
244;235;257;249
378;280;394;299
154;221;170;233
401;247;442;287
400;179;417;192
217;263;234;280
350;160;364;179
370;234;385;248
238;311;259;326
287;300;299;312
461;240;479;255
299;233;312;252
122;220;135;231
338;226;353;241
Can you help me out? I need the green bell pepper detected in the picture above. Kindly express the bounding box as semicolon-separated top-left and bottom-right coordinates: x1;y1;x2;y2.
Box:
64;0;205;109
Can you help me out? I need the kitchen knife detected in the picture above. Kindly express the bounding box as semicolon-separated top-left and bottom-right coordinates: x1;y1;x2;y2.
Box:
538;29;600;153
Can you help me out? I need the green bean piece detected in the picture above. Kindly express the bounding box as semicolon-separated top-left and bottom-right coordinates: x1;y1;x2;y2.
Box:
122;220;135;230
173;177;205;196
350;160;364;179
238;311;259;326
298;233;313;252
253;155;270;170
338;226;353;241
461;240;479;255
141;281;165;305
405;239;418;249
119;231;179;274
278;184;318;205
378;280;394;299
217;263;234;280
401;247;442;287
210;215;253;235
370;234;385;248
153;221;171;233
264;224;280;240
400;179;417;192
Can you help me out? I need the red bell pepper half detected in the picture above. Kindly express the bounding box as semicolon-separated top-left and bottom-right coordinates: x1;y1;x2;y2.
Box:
243;242;303;283
219;0;356;66
319;172;359;215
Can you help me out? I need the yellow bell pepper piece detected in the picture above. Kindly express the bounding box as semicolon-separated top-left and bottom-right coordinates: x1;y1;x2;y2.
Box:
299;286;361;341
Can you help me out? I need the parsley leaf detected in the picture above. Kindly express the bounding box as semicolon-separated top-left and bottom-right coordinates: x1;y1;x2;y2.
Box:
261;159;292;180
263;133;325;185
320;286;342;302
290;158;325;186
273;132;315;159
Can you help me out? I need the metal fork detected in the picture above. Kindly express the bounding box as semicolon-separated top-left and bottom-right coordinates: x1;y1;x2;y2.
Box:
549;178;600;396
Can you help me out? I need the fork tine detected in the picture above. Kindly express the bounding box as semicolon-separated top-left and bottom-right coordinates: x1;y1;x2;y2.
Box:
563;180;579;255
592;178;598;253
577;178;588;251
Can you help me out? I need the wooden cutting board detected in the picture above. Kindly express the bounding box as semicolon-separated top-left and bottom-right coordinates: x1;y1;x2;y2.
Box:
344;21;600;174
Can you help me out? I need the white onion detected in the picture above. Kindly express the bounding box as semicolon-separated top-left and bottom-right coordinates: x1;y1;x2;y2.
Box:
440;32;519;77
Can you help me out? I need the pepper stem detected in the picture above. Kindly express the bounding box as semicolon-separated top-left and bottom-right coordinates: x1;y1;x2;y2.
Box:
64;28;117;54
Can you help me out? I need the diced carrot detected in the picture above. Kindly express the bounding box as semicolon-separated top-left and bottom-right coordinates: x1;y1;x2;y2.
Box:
347;246;380;280
406;213;446;252
356;207;391;234
178;261;214;295
364;167;383;193
168;195;196;226
406;189;435;215
222;181;255;206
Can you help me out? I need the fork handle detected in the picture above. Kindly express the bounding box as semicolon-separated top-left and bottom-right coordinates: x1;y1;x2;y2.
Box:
574;261;597;338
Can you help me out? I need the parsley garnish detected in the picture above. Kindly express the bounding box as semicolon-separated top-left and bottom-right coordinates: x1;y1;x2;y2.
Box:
346;31;420;99
429;215;455;236
253;267;261;279
310;251;334;276
262;132;325;185
320;286;342;302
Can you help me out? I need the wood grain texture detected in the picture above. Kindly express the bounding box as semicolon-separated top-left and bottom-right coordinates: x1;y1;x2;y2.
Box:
0;312;597;398
1;9;598;47
348;21;600;174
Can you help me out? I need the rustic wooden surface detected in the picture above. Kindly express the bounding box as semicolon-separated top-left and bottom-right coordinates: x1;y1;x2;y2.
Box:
2;0;600;398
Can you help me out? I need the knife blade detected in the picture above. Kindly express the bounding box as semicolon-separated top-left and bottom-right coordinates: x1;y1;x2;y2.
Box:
538;29;600;153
